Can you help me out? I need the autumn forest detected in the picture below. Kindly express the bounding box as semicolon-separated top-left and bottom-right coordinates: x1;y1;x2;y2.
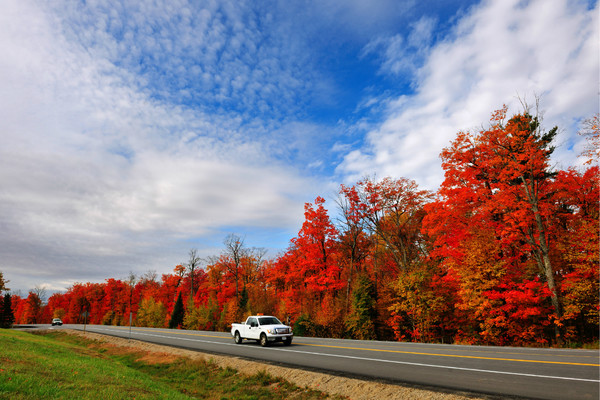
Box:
2;108;598;347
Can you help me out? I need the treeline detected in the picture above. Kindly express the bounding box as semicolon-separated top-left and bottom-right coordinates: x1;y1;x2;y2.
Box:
3;108;599;346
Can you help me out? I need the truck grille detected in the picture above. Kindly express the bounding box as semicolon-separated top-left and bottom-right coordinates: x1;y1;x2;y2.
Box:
276;328;290;334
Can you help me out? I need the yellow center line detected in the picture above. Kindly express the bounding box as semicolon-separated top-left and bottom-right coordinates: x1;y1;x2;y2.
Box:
129;327;226;340
293;342;599;367
102;327;599;367
362;343;599;359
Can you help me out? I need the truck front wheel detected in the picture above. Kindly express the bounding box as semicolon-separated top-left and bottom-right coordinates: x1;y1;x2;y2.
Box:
283;337;292;346
260;333;269;347
234;331;243;344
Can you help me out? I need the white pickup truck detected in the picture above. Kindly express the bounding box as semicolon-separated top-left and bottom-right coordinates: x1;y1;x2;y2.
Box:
231;315;293;346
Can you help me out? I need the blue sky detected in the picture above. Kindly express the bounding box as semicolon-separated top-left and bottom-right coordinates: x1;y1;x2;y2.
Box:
1;0;597;294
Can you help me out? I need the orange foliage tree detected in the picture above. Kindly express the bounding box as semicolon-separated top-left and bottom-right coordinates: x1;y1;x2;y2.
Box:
25;106;598;347
424;107;598;344
270;197;345;336
340;177;435;341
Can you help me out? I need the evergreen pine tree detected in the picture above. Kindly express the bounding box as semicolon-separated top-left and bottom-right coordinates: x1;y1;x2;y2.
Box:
169;292;184;329
345;275;377;340
1;293;15;328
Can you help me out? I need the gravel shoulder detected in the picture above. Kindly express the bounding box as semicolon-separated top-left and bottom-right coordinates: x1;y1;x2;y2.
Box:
64;329;491;400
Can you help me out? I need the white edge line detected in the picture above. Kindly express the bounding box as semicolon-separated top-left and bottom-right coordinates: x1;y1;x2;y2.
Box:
87;327;600;384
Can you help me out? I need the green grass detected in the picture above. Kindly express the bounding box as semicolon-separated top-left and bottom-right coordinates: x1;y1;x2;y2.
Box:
0;329;341;400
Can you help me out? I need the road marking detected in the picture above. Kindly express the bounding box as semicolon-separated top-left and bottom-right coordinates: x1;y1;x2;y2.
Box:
124;327;599;367
292;342;600;367
84;327;600;383
87;327;600;383
92;326;227;340
140;329;226;340
96;326;599;366
357;342;599;359
277;348;600;383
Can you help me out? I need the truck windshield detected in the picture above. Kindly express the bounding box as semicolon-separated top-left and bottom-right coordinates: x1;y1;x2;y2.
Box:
259;317;282;325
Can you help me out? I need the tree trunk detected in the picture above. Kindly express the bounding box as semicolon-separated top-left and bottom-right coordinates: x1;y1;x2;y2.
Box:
524;179;562;341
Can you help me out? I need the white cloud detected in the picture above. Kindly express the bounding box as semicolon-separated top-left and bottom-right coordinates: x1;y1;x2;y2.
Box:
0;0;319;292
284;0;418;41
2;0;596;294
338;0;599;188
361;16;436;77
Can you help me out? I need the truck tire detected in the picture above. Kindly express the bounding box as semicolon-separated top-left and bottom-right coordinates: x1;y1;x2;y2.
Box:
234;331;243;344
283;337;292;346
260;333;269;347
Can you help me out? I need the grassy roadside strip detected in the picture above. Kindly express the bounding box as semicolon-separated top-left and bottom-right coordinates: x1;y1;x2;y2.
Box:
0;329;341;399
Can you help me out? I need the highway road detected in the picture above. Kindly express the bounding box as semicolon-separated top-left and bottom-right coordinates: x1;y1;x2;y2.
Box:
49;324;599;399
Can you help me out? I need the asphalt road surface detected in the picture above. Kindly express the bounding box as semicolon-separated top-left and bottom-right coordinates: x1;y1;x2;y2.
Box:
44;324;599;399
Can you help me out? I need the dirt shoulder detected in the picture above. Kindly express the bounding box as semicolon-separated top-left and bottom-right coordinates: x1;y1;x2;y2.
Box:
64;329;489;400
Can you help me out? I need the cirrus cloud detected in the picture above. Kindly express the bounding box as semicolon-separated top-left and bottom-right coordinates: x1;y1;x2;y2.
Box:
0;0;320;292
